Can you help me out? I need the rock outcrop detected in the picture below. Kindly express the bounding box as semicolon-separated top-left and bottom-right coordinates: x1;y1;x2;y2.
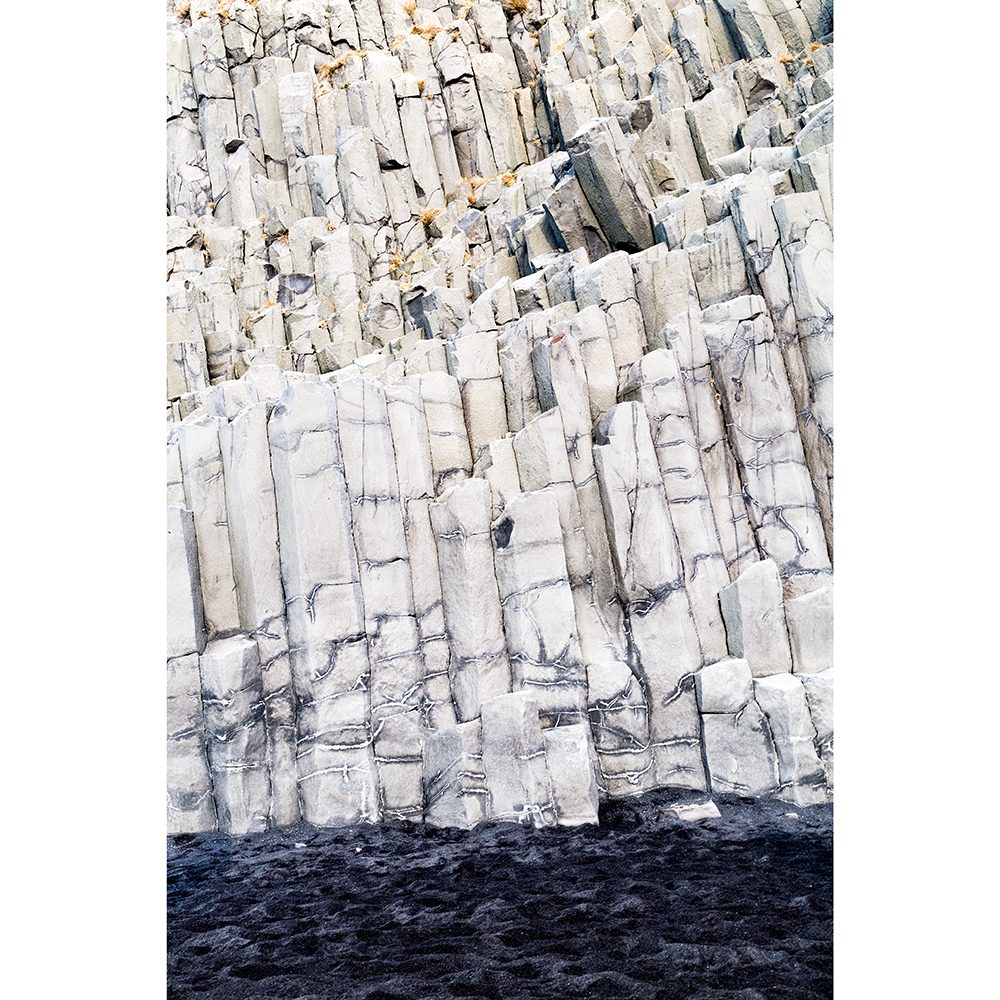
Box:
166;0;835;833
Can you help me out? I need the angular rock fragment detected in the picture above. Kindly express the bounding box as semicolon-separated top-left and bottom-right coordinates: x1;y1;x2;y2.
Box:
719;559;794;677
784;584;834;674
566;117;655;252
696;657;755;716
543;724;600;826
701;700;780;798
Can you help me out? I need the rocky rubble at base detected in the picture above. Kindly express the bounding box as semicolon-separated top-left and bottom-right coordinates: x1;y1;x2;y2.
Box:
166;0;834;835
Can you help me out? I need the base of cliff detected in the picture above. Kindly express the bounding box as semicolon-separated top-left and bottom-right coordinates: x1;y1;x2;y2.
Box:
167;792;833;1000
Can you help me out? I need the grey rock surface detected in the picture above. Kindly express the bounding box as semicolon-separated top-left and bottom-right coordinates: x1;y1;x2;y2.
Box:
165;0;835;831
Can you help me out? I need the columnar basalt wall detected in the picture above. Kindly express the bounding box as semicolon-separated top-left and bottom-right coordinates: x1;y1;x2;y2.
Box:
165;0;834;834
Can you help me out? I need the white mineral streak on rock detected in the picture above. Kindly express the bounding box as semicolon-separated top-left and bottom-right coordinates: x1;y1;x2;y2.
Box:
267;383;379;826
164;0;836;827
481;692;557;828
595;403;707;792
774;190;834;550
430;478;512;722
199;635;272;836
491;490;589;726
167;652;217;835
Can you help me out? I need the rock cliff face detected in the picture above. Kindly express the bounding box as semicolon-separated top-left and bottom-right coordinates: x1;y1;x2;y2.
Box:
166;0;834;835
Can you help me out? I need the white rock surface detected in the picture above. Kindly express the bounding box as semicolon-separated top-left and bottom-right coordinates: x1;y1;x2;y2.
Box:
164;1;836;831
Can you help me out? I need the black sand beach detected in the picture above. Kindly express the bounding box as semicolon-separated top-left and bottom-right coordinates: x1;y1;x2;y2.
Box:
167;793;832;1000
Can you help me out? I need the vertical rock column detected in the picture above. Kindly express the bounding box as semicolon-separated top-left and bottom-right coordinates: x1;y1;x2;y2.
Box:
333;376;426;822
491;490;589;727
730;171;834;552
199;636;272;836
174;414;241;638
220;403;301;827
657;302;760;581
595;402;707;792
481;692;557;828
445;330;510;463
267;383;379;826
407;371;474;494
774;190;834;553
430;478;512;722
385;382;457;731
531;335;653;797
704;296;832;586
620;349;730;663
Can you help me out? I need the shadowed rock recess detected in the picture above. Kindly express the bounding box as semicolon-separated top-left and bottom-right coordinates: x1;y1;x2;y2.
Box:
166;0;834;839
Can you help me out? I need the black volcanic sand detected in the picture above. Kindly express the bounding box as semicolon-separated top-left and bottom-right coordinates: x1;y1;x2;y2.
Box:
168;792;832;1000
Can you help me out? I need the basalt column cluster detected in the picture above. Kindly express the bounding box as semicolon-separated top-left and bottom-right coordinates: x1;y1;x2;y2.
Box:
166;0;834;835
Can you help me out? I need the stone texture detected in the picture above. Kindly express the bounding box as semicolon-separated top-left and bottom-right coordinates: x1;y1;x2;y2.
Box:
719;559;795;677
165;1;836;830
481;692;557;828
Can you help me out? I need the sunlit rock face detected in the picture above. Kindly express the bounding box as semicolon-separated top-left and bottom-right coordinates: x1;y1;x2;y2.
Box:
165;0;835;834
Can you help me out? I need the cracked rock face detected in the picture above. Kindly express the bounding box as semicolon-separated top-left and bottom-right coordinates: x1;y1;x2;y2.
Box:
166;0;835;833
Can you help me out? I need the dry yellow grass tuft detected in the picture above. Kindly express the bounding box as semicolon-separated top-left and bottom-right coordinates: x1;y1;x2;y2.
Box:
457;1;474;20
401;0;416;15
175;1;191;16
412;24;442;42
809;41;823;52
416;78;426;93
216;0;233;20
500;171;517;187
503;0;529;14
318;49;365;79
468;176;487;190
418;206;442;226
778;53;796;64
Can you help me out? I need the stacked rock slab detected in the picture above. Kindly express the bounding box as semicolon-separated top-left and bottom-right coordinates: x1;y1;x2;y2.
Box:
166;0;835;832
